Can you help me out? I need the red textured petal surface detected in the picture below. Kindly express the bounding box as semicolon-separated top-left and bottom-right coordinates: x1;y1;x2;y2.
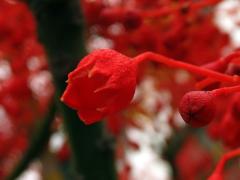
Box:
179;91;216;127
61;49;137;124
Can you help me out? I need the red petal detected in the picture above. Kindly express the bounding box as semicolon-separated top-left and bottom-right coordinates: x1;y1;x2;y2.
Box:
77;109;104;124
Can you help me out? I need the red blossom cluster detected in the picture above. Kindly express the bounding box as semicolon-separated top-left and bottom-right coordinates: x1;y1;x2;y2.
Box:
196;51;240;148
81;0;229;65
0;0;53;177
1;0;240;179
62;0;240;179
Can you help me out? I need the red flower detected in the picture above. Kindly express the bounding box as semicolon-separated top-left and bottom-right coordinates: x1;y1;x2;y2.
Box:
61;49;137;124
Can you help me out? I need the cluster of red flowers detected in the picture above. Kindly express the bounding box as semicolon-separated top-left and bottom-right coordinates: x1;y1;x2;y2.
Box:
81;0;229;65
62;0;240;179
0;0;53;177
1;0;240;179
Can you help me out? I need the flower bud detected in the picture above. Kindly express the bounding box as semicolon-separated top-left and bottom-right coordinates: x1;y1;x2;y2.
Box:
179;91;216;127
61;49;137;124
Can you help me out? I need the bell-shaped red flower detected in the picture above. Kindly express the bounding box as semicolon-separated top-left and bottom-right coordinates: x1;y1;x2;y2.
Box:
61;49;137;124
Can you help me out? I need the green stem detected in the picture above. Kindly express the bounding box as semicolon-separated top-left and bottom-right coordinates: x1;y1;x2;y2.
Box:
27;0;116;179
6;101;56;180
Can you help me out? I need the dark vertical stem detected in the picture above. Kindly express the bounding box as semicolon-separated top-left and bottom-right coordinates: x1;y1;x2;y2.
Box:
27;0;116;179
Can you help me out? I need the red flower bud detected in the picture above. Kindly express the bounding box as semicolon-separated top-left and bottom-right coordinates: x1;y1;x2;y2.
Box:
179;91;216;127
61;49;137;124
